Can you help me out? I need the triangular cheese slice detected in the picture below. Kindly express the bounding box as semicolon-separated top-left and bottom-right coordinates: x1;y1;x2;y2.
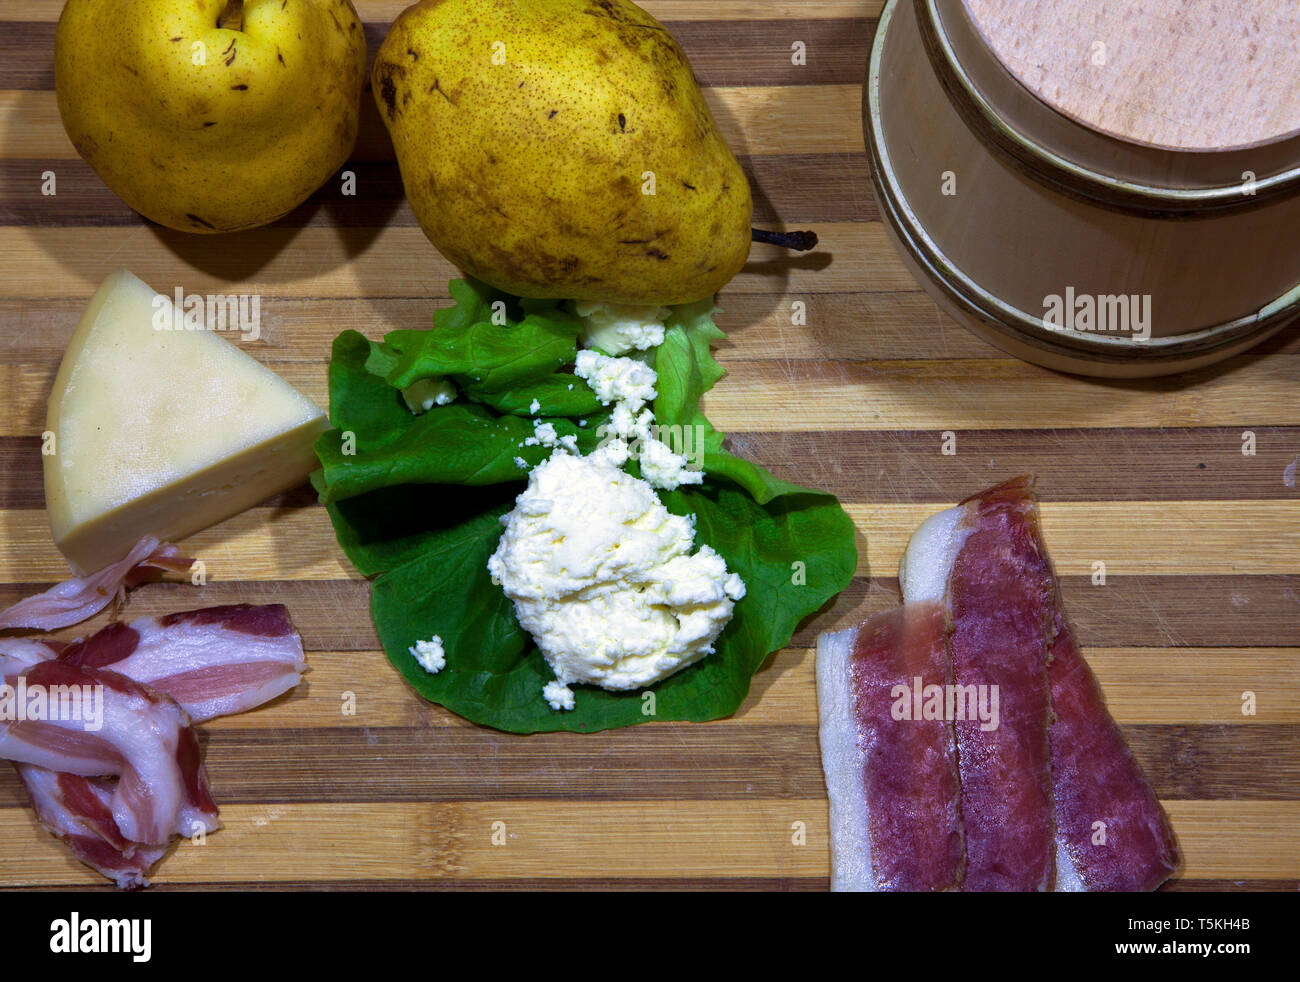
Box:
44;268;328;572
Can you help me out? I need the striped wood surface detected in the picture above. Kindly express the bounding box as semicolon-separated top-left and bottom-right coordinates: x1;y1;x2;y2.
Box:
0;0;1297;891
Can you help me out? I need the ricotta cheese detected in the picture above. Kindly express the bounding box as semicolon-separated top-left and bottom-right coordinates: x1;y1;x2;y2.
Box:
522;419;578;454
574;349;657;412
487;450;745;707
574;301;670;356
573;350;703;491
409;636;446;674
638;435;705;490
543;681;576;711
401;376;457;413
524;420;559;447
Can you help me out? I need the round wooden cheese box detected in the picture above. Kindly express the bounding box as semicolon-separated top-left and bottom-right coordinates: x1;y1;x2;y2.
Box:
865;0;1300;376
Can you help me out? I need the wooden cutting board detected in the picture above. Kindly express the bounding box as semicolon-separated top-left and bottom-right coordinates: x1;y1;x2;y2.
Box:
0;0;1297;891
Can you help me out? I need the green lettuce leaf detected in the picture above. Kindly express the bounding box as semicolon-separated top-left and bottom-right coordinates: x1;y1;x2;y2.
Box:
463;372;604;418
313;286;857;733
653;301;813;504
369;278;584;394
314;313;608;504
316;402;604;502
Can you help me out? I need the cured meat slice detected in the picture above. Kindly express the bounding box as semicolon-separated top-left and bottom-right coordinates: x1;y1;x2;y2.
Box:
1048;609;1181;891
15;766;168;890
3;601;306;888
57;604;307;723
0;639;63;674
901;475;1180;891
904;477;1056;890
817;602;963;891
0;659;219;845
0;536;193;632
820;477;1180;891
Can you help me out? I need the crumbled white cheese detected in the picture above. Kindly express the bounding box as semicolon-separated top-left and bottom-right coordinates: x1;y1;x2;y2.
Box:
574;350;657;412
574;301;671;356
543;680;576;711
573;351;702;491
487;451;745;706
610;402;653;441
524;420;559;447
529;398;541;414
409;636;446;674
401;376;457;414
638;434;706;489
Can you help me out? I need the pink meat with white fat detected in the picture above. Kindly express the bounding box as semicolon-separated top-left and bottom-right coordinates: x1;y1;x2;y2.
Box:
0;536;193;632
818;476;1181;892
898;476;1180;892
2;599;307;888
15;767;169;890
816;602;964;891
57;604;307;723
0;659;219;845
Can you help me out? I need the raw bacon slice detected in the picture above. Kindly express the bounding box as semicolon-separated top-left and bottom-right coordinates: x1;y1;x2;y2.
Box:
0;536;194;632
4;602;305;888
15;766;168;890
900;475;1180;891
0;659;219;845
1048;594;1181;890
817;602;964;891
906;476;1057;891
0;639;63;674
57;604;307;723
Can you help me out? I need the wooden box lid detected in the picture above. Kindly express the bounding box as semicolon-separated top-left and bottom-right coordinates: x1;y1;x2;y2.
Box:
963;0;1300;152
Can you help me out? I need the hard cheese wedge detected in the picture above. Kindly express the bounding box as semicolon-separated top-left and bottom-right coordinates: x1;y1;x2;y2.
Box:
45;268;328;572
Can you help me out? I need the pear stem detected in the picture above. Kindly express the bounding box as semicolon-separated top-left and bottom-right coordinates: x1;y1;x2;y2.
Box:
752;227;819;251
218;0;244;31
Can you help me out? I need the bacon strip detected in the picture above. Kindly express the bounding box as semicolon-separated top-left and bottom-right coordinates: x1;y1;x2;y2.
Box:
58;604;307;723
0;660;219;846
1048;596;1181;890
896;475;1181;891
3;602;305;887
14;766;168;890
817;602;963;891
943;477;1057;891
0;536;194;632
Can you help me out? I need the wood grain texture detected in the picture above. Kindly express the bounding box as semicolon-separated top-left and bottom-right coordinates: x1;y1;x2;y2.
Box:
1;800;1296;887
0;18;875;90
0;0;1296;892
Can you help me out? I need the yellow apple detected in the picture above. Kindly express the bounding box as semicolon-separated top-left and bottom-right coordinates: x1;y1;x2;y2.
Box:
54;0;367;233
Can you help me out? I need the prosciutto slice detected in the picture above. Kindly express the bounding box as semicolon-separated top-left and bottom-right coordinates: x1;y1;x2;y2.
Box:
1047;604;1181;890
3;600;306;886
896;475;1179;891
57;604;307;723
817;602;963;891
933;477;1056;891
0;659;219;845
0;536;194;632
15;767;168;891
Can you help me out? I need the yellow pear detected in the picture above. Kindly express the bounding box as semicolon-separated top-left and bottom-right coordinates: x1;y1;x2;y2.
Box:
373;0;754;305
55;0;367;233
